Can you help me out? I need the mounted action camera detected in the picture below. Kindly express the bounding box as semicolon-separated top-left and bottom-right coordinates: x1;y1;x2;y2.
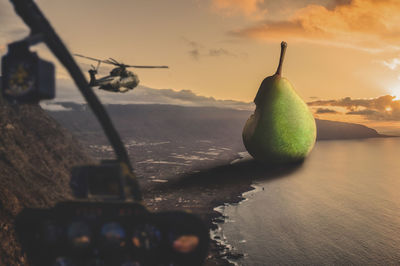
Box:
1;40;55;103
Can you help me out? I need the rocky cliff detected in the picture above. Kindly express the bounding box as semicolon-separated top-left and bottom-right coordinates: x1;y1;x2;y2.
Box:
0;103;90;265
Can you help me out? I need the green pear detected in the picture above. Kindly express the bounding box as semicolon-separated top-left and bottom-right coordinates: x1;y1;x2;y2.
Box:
242;42;316;163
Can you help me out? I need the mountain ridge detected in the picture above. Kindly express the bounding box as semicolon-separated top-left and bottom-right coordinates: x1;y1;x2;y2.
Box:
46;102;387;143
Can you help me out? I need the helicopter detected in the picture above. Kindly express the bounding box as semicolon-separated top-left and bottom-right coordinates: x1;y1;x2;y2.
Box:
74;54;168;93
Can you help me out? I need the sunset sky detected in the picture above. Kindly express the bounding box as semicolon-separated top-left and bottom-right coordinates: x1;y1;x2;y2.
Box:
1;0;400;133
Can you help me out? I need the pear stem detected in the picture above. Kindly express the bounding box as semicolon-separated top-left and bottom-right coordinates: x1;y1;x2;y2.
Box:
275;41;287;76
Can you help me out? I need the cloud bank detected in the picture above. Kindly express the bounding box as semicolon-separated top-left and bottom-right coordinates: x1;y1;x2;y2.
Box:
309;95;400;121
47;78;253;111
230;0;400;51
315;108;339;114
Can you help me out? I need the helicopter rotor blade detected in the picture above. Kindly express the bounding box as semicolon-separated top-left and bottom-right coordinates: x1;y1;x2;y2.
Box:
126;65;169;69
74;54;104;63
74;54;117;66
103;59;119;66
103;58;124;67
108;58;120;65
74;54;168;69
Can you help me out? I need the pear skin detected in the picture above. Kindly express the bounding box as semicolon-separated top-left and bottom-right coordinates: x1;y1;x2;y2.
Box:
242;42;316;163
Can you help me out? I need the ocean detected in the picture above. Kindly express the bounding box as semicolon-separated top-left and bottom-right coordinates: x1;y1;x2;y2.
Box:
216;138;400;265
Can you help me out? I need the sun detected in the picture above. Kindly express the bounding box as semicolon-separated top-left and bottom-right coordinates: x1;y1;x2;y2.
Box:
388;85;400;100
385;106;393;112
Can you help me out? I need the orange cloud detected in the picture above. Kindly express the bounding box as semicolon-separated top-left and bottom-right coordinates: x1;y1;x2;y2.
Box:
308;95;400;121
211;0;266;17
232;0;400;50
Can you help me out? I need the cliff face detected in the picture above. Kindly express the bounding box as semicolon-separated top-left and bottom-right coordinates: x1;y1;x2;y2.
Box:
0;104;90;265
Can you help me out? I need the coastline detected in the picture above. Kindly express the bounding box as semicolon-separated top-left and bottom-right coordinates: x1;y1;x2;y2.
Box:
210;185;264;265
141;157;304;265
138;135;395;265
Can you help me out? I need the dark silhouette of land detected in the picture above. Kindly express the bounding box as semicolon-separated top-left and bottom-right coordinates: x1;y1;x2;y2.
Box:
49;103;386;144
0;104;90;266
